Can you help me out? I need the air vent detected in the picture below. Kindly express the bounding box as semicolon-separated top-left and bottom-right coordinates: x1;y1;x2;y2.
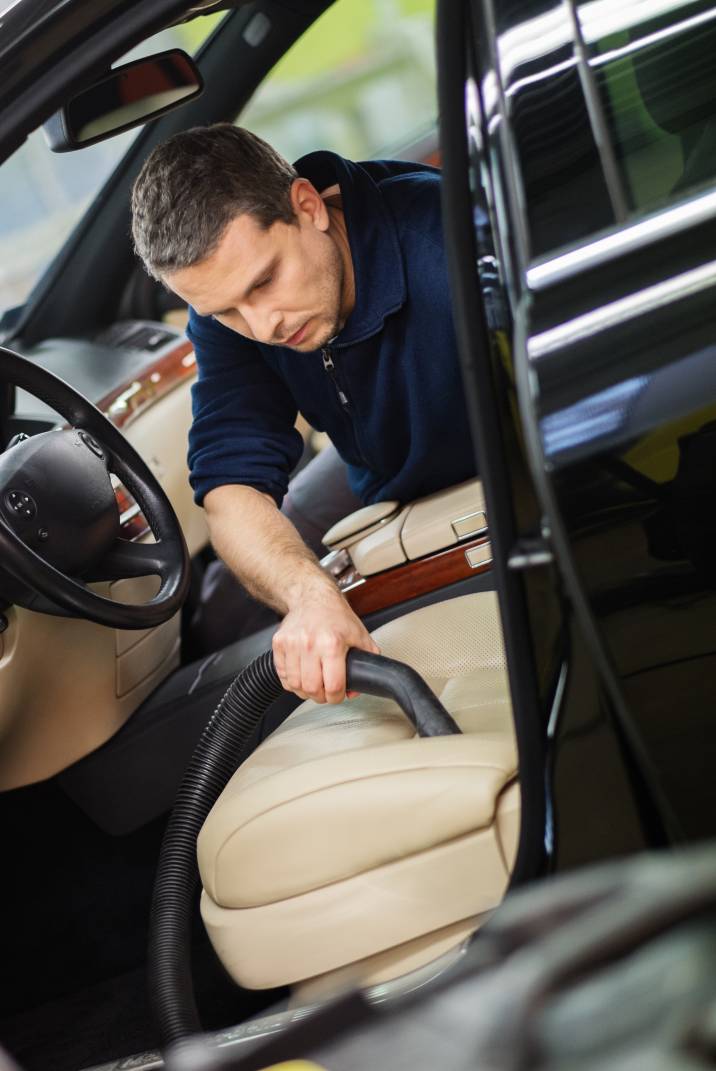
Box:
98;321;177;352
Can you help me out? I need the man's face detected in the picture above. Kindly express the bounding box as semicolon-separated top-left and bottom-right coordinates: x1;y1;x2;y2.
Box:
165;179;349;352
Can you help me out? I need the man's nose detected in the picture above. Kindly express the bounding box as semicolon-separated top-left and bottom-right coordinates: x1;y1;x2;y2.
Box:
243;304;283;344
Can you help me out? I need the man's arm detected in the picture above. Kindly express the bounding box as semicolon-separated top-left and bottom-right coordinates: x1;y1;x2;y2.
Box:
204;484;379;704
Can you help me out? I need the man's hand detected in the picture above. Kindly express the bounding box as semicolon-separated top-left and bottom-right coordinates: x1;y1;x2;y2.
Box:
204;484;379;702
273;586;380;704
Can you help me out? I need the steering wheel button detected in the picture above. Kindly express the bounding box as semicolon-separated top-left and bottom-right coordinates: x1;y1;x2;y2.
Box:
5;489;37;519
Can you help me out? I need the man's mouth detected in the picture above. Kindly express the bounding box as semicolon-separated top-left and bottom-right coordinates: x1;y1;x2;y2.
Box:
283;322;309;347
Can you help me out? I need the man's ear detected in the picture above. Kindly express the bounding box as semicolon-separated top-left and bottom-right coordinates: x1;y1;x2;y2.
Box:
290;177;330;231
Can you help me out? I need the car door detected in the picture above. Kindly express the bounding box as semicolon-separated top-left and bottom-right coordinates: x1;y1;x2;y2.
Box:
448;0;716;862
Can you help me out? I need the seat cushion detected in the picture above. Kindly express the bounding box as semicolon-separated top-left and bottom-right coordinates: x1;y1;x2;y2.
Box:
198;591;519;989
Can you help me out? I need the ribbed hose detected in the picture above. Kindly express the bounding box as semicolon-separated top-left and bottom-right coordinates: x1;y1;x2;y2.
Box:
148;650;284;1049
148;644;459;1050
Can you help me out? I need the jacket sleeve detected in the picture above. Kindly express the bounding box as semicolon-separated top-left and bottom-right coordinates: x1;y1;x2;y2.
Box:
186;309;304;507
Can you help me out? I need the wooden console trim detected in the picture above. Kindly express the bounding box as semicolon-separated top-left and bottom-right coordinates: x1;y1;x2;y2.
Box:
329;535;492;616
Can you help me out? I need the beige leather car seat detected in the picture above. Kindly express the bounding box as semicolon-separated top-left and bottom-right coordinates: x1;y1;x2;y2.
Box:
198;592;519;995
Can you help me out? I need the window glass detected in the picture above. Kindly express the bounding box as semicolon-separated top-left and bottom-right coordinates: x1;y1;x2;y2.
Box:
0;13;223;321
239;0;437;163
586;0;716;216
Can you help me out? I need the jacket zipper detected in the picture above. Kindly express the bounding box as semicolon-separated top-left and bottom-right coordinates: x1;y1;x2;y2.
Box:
322;346;350;409
321;344;374;468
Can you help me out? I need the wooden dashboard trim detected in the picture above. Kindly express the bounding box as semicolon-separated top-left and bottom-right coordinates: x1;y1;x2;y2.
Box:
94;338;196;539
100;339;196;431
329;535;492;616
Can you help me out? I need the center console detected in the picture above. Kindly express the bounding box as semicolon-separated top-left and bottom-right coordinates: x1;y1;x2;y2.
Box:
321;478;492;616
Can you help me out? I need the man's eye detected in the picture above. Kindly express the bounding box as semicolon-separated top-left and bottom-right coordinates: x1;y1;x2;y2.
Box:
255;275;272;290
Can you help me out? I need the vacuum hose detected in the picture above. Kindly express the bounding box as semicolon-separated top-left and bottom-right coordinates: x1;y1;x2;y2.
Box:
149;647;459;1049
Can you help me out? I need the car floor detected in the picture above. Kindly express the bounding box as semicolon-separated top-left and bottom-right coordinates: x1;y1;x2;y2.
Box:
0;779;282;1071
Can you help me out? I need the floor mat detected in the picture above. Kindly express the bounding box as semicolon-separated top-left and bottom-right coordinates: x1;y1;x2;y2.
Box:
1;965;160;1071
1;943;281;1071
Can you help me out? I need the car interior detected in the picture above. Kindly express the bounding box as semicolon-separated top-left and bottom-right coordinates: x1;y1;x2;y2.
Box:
0;2;526;1068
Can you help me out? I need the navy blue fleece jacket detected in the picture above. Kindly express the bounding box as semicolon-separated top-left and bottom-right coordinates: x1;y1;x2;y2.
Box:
187;150;477;507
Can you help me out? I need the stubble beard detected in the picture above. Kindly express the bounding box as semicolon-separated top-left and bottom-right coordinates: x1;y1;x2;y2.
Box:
279;238;346;352
302;238;346;351
311;318;341;351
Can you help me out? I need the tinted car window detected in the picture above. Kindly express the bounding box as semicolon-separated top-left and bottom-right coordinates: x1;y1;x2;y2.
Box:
491;0;616;262
583;0;716;217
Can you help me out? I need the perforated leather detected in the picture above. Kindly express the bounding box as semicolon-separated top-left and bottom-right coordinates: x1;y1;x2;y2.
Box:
363;588;506;678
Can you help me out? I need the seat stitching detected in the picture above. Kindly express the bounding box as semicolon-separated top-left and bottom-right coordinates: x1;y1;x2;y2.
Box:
210;760;517;898
213;823;515;909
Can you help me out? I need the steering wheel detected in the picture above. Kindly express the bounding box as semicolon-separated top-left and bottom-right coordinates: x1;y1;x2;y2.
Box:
0;345;190;629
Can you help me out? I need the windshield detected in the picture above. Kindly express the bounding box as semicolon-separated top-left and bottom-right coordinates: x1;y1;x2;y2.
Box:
0;13;223;324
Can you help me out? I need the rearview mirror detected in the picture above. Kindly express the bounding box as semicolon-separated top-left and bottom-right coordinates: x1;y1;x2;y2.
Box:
43;50;203;152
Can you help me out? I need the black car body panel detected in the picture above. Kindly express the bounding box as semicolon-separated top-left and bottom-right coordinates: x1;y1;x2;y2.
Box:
442;0;659;875
464;0;716;862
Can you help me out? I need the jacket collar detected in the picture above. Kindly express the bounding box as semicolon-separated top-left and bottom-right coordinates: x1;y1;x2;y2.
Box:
294;151;407;347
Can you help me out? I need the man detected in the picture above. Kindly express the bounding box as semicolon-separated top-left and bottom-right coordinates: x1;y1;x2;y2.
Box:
131;124;477;705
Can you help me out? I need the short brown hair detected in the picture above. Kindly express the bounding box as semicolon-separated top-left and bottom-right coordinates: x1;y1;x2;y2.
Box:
131;124;298;279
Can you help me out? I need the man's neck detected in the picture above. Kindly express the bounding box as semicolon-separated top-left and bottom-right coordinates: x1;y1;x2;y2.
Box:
321;185;355;326
320;183;341;207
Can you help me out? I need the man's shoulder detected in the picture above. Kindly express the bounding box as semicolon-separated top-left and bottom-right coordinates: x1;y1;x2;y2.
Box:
297;149;439;191
295;149;442;242
363;159;441;204
371;164;444;252
360;157;441;184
